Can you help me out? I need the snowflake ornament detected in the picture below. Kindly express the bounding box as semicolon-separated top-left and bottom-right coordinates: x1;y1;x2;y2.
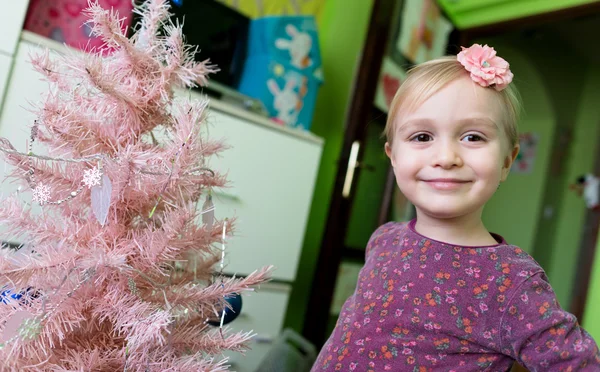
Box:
32;183;51;205
82;166;102;189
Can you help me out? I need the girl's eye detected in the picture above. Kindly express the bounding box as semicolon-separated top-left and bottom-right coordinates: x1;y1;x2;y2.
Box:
463;134;484;142
411;134;432;142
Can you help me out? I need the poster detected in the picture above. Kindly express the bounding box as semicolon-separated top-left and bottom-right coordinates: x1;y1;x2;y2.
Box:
374;57;407;113
512;132;539;174
396;0;453;64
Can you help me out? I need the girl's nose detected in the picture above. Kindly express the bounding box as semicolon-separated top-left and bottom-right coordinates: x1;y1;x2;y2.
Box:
433;141;463;169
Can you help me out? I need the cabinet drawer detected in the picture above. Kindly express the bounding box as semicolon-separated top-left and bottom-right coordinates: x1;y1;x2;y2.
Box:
206;110;321;282
222;284;290;372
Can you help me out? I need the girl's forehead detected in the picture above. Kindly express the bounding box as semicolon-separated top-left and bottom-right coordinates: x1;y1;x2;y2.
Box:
398;77;505;126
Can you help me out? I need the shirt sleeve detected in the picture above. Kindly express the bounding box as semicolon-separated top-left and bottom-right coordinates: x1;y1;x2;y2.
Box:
500;271;600;371
364;221;399;261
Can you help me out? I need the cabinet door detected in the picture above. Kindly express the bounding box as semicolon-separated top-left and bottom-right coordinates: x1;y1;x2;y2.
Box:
0;41;50;143
222;285;290;372
0;0;29;56
0;53;12;109
206;110;322;282
0;41;51;198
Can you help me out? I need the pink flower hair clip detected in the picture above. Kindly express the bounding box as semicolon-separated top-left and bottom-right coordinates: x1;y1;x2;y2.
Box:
457;44;513;91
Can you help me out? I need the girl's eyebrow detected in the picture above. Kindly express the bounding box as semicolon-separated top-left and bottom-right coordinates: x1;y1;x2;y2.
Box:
396;117;499;133
396;118;434;132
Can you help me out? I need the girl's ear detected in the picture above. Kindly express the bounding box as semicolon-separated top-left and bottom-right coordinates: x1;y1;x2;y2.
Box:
385;142;395;167
501;144;520;181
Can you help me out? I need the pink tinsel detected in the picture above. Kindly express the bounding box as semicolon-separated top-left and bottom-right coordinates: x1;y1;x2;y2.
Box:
0;1;271;370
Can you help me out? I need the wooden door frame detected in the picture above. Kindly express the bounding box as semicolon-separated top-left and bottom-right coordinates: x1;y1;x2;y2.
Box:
302;0;396;347
569;133;600;320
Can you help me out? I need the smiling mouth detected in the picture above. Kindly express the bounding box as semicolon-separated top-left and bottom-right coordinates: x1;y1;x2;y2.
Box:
422;179;471;190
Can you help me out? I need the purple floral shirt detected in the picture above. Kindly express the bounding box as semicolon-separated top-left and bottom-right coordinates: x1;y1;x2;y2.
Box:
313;220;600;371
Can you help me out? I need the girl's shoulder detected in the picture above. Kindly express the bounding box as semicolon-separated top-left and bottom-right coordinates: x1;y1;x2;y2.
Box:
490;243;546;278
364;221;409;259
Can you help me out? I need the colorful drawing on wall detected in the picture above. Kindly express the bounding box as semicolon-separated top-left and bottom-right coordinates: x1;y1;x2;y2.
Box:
396;0;453;64
374;57;407;113
512;132;540;174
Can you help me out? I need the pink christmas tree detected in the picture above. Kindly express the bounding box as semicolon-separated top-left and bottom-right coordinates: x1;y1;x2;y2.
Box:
0;1;270;370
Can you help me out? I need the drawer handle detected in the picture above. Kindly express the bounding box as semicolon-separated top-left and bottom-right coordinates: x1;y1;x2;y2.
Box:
254;334;274;344
213;190;241;202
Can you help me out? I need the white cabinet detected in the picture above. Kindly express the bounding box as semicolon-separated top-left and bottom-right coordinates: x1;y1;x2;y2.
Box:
222;283;290;372
204;109;321;281
0;39;54;198
0;39;50;147
0;53;12;108
0;0;30;56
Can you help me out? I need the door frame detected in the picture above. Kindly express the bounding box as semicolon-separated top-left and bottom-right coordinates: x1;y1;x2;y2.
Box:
302;0;397;347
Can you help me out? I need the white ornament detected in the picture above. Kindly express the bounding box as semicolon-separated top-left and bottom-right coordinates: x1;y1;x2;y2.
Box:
82;166;102;189
32;183;51;205
583;174;600;209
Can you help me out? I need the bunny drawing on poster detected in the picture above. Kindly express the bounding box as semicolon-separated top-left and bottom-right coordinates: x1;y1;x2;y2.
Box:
267;77;300;125
236;16;323;131
275;24;313;69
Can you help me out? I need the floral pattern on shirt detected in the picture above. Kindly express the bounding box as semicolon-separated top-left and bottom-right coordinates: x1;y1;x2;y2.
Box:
312;221;600;372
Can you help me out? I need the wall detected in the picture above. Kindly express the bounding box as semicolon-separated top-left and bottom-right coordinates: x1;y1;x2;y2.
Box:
438;0;599;29
477;40;556;252
283;0;374;331
584;178;600;339
478;34;597;309
553;65;600;310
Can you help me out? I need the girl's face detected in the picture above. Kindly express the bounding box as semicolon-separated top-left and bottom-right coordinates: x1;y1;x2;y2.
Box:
385;75;519;221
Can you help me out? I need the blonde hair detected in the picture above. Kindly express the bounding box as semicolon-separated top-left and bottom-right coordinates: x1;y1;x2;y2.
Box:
384;56;521;148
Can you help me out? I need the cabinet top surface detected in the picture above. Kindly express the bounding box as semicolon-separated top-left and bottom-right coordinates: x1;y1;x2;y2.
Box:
19;30;324;146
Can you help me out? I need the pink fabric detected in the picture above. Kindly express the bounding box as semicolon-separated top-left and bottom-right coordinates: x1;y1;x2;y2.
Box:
24;0;133;54
457;44;513;91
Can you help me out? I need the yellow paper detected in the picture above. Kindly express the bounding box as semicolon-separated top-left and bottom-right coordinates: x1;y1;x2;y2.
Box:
217;0;325;21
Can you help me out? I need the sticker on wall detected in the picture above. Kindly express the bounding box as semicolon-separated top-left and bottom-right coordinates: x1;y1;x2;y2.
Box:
512;132;540;174
374;57;407;113
396;0;453;64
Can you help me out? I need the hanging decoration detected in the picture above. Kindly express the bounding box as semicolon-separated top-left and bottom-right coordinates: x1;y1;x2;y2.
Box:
570;174;600;210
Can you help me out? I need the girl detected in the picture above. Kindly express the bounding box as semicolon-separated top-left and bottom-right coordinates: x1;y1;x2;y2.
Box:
312;44;600;371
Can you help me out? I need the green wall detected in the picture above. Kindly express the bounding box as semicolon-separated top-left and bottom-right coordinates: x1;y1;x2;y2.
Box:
527;45;587;278
438;0;599;29
478;35;598;310
283;0;374;332
479;41;555;253
553;65;600;311
584;170;600;338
